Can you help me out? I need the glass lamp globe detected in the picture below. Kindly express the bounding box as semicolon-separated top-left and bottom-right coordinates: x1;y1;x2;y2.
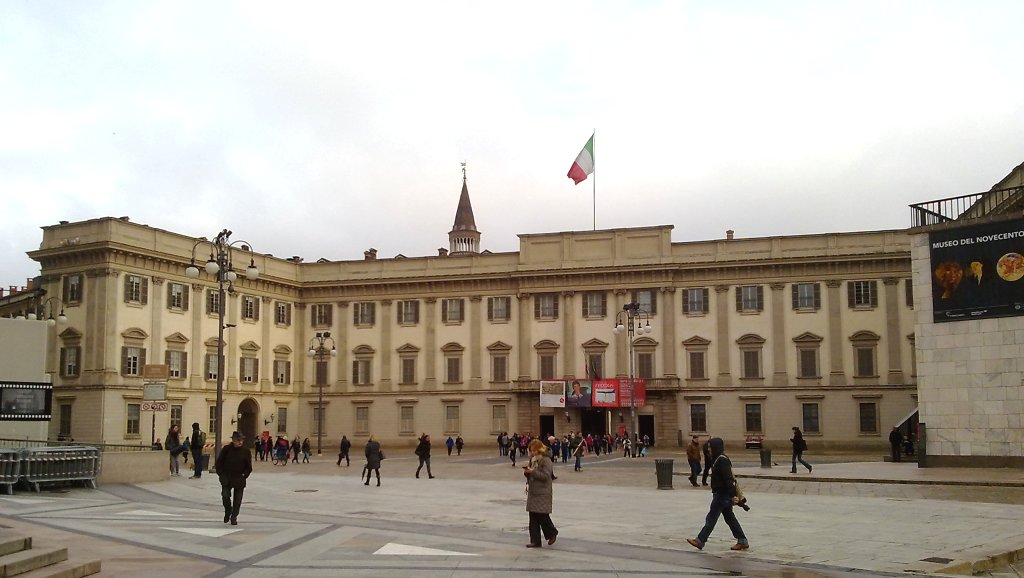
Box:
245;260;259;280
226;270;238;282
306;348;316;358
185;265;200;278
205;259;219;275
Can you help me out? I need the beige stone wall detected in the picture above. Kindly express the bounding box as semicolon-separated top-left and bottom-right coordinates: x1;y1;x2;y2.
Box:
0;318;50;440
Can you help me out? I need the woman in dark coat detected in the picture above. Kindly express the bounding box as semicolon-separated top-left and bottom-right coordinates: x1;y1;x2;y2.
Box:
414;433;434;479
523;438;558;548
790;427;812;473
364;435;384;486
165;425;182;477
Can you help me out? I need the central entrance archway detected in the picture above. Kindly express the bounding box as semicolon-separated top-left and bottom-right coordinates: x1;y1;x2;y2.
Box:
237;398;260;448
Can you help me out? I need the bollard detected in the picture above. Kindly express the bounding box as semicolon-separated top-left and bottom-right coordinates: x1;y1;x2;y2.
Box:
654;458;674;489
759;447;772;468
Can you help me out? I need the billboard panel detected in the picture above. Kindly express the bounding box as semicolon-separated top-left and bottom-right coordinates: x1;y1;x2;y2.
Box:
539;381;565;407
0;381;52;421
565;380;592;407
591;380;619;407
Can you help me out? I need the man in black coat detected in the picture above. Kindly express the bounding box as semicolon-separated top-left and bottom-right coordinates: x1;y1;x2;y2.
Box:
889;427;904;463
188;423;206;479
215;431;253;525
687;437;749;551
337;435;352;467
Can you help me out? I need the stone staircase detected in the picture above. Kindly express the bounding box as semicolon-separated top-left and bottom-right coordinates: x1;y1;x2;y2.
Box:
0;536;100;578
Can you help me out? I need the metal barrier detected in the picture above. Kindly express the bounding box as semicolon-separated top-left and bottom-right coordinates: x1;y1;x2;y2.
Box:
0;450;19;494
19;446;102;493
0;437;149;453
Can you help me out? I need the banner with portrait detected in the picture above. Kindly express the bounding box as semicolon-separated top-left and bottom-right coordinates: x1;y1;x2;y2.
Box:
539;380;565;407
565;379;592;407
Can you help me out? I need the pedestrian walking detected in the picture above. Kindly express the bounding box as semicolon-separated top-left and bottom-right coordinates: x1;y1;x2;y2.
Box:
165;425;182;477
337;435;351;466
622;437;631;458
686;437;749;552
572;435;586;471
790;427;812;473
509;441;517;466
290;436;301;463
455;435;464;456
523;439;558;548
364;435;384;486
415;433;435;479
188;423;206;479
685;435;702;487
889;426;903;463
301;438;311;463
446;436;454;456
215;431;252;526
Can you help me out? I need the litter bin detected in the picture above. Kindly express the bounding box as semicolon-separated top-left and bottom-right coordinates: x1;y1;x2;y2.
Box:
654;459;674;490
759;447;772;468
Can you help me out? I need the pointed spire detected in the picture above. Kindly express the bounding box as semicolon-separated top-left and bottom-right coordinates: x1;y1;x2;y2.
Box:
449;162;480;255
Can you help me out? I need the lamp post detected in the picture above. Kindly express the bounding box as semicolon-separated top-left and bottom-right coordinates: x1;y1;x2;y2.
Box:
307;331;337;455
613;301;652;457
14;294;66;325
185;229;259;470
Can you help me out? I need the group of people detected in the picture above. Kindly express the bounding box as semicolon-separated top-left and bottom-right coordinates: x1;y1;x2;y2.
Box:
251;435;313;464
164;423;206;478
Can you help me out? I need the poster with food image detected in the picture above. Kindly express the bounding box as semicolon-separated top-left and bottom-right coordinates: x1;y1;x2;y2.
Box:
929;219;1024;322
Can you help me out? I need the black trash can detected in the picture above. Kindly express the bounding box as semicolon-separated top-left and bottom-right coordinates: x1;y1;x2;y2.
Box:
759;448;772;468
655;459;674;490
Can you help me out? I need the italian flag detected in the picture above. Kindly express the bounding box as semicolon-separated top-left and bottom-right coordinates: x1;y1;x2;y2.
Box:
567;134;594;185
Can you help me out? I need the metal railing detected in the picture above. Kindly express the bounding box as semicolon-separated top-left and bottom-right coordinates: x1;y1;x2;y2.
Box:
0;438;150;453
19;446;101;493
0;450;20;494
909;186;1024;228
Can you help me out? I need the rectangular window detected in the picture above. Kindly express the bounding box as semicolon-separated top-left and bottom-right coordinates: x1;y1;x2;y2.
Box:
206;290;221;315
442;299;464;323
166;350;187;379
492;354;508;382
60;346;81;377
582;291;607;318
632;289;657;314
491;404;508;433
683;288;709;314
487;297;510;322
124;274;148;304
741;349;761;379
59;404;72;437
168;282;188;311
444;405;461;434
534;294;559;320
315;359;328;386
206;353;219;381
792;283;821;310
352;359;372;385
802;403;820;434
312;303;333;327
688;351;706;379
858;402;878;434
744;403;763;433
446;357;462;383
736;285;764;312
797;349;818;378
275;301;292;325
586;353;603;380
539;354;556;380
397;300;419;325
277;407;288;434
355;406;369;434
240;357;258;383
170;404;182;430
63;274;83;304
637;352;654;379
401;358;416;384
848;280;878;308
121;346;145;376
209;405;217;436
690;403;707;433
242;295;259;320
274;360;291;385
126;403;140;435
353;302;376;326
854;347;876;377
399;406;414;434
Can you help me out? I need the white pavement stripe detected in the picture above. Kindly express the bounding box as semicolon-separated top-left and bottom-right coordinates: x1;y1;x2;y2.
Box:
162;527;242;537
373;542;478;556
121;509;180;517
0;497;49;504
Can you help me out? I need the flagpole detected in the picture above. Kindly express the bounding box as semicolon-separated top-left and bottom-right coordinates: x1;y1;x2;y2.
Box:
592;128;596;231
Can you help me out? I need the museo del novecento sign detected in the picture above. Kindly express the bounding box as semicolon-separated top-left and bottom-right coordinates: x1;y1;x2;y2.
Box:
930;218;1024;323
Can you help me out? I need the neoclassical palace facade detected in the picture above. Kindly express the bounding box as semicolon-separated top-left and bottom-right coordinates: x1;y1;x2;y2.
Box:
9;181;916;450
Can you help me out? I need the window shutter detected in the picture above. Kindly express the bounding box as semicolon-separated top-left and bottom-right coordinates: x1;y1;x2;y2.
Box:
140;278;149;305
239;358;244;379
370;303;376;325
701;288;709;313
533;297;540;319
552;295;559;319
312;306;317;327
487;298;493;321
813;283;821;309
905;279;913;307
442;299;449;321
870;281;878;307
600;292;607;315
412;301;419;323
756;285;764;311
791;285;799;310
649;291;657;315
285;303;291;325
207;291;214;315
59;348;67;377
167;284;174;309
182;285;189;311
682;290;690;314
582;295;590;317
847;282;855;308
352;360;358;383
253;298;260;321
123;276;131;303
140;348;146;369
181;352;188;376
121;347;129;375
353;305;359;325
285;361;291;384
326;304;333;326
254;359;259;382
735;287;742;311
459;299;465;321
62;277;70;303
165;350;171;366
397;303;405;324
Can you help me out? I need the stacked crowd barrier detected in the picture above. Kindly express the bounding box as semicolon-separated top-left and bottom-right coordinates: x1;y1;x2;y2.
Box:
17;446;102;493
0;449;20;494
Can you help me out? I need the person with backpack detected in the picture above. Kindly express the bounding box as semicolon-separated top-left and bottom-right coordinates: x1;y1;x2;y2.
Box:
188;423;206;479
686;437;749;551
791;426;812;473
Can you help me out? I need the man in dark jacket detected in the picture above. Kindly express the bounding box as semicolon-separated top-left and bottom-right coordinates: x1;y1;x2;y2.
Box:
188;423;206;479
337;435;352;467
889;427;903;462
415;433;435;479
700;437;713;486
687;437;749;551
215;431;252;525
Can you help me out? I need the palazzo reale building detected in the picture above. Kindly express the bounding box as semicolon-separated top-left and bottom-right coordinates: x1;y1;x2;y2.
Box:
7;176;916;450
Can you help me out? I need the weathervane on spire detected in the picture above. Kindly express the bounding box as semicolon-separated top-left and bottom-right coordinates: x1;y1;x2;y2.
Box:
461;161;467;181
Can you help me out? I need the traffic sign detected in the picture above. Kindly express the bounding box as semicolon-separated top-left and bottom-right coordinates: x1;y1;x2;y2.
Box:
142;402;168;411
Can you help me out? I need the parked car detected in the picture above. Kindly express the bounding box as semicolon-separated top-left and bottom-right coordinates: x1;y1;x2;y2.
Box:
744;434;764;449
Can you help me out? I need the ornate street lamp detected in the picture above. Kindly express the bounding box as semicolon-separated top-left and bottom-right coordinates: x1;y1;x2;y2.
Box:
185;229;258;469
613;301;653;457
307;331;337;455
17;295;67;326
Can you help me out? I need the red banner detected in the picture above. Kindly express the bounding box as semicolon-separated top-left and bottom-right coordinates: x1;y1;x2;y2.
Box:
591;380;619;407
618;378;646;408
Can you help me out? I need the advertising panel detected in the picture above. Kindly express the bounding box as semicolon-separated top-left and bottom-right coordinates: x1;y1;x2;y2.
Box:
539;380;565;407
0;381;52;421
618;378;647;408
565;379;592;407
591;380;619;407
930;219;1024;322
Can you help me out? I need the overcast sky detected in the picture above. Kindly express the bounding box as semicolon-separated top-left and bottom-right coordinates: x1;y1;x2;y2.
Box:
3;1;1023;285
